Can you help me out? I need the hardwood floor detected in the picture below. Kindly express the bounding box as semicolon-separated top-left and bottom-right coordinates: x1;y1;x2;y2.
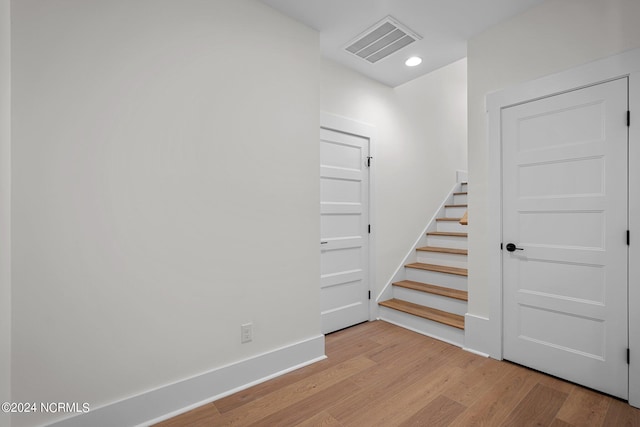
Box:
155;321;640;427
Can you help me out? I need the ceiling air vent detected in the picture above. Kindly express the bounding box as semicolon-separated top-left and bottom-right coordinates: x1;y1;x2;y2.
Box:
344;16;422;64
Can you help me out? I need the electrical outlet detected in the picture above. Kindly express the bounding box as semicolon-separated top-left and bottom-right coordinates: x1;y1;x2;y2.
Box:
241;323;253;343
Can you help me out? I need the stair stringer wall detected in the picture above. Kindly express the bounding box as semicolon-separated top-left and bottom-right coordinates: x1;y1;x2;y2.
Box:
375;181;464;306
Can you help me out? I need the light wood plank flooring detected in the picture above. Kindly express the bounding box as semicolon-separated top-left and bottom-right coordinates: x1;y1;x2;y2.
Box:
155;321;640;427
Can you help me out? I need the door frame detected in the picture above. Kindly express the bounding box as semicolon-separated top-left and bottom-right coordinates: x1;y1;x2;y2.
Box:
320;112;377;322
484;48;640;407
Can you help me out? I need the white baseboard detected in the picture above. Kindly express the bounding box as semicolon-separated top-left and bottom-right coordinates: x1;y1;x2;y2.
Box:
463;313;500;359
462;347;490;358
378;315;464;348
47;335;325;427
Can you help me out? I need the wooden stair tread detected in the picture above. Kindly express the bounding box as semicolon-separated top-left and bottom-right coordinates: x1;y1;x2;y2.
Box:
405;262;468;276
445;204;468;208
393;280;468;301
436;217;463;222
379;298;465;329
416;246;467;255
453;192;468;196
426;231;468;237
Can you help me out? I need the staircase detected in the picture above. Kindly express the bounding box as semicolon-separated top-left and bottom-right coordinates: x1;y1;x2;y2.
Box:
378;183;468;347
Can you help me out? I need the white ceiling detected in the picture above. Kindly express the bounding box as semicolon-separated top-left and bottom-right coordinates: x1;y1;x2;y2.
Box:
260;0;544;87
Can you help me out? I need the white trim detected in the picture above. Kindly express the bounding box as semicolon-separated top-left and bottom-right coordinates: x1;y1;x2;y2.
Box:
368;124;377;321
486;48;640;112
320;112;377;321
376;181;461;303
629;71;640;408
46;335;326;427
462;347;490;358
463;313;496;358
484;98;504;360
379;318;464;348
320;112;376;141
485;47;640;407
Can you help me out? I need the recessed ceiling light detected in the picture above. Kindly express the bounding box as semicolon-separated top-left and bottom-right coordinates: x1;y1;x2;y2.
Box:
405;56;422;67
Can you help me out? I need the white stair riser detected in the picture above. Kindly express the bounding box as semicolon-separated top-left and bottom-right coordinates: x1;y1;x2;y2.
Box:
393;286;467;316
416;251;468;268
436;221;467;233
445;206;467;217
453;194;467;204
378;307;464;347
405;268;467;291
426;235;467;249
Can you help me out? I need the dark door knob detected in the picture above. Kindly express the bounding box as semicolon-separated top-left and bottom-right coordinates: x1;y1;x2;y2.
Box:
505;243;524;252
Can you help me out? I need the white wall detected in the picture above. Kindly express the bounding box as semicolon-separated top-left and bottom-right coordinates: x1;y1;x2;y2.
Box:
0;0;11;425
467;0;640;319
11;1;320;426
321;58;467;298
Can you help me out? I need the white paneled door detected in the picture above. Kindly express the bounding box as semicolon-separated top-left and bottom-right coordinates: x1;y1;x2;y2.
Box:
502;78;629;398
320;123;370;334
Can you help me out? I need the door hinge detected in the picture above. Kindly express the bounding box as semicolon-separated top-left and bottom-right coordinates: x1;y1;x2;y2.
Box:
627;111;631;127
368;224;371;234
627;348;630;364
368;290;371;300
366;156;373;167
628;230;630;246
